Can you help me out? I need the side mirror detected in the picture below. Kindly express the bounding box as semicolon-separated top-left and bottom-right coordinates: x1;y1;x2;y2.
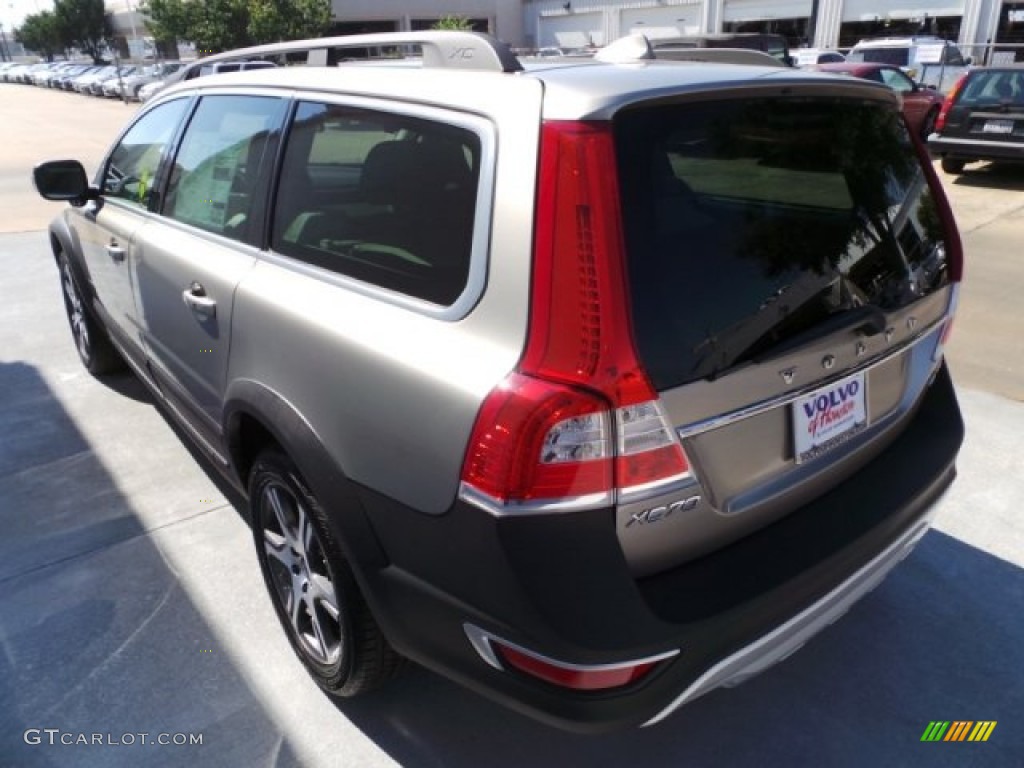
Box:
964;56;973;66
33;159;94;206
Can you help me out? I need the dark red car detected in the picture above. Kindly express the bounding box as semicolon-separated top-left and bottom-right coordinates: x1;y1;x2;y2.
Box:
812;62;946;140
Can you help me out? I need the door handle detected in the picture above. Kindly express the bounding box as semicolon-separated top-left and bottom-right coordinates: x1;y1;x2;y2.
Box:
182;282;217;319
106;239;126;262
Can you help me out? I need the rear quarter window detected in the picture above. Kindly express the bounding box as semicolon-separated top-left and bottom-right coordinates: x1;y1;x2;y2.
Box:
272;101;482;306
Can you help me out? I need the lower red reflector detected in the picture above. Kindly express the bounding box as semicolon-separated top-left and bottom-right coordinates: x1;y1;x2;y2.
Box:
497;644;658;691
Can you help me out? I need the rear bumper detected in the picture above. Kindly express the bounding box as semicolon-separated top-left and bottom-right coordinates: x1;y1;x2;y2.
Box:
642;501;936;725
353;362;963;732
928;135;1024;163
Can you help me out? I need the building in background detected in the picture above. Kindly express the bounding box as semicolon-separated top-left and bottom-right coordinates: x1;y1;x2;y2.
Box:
524;0;1024;61
26;1;1022;64
327;0;525;43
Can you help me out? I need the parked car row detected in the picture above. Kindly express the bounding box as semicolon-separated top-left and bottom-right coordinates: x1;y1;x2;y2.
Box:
0;60;182;101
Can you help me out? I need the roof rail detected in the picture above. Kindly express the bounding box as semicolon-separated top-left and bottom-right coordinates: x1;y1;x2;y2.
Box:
653;47;788;67
595;34;787;67
189;31;523;74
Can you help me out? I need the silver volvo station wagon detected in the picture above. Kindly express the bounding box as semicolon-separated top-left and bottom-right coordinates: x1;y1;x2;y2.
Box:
34;31;964;732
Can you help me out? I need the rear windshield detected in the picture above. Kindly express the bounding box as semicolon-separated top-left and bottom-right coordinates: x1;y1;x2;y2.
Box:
957;70;1024;105
615;96;950;389
848;48;909;67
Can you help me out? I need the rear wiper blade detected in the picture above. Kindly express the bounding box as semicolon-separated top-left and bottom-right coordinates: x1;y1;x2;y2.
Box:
753;304;888;364
691;274;848;381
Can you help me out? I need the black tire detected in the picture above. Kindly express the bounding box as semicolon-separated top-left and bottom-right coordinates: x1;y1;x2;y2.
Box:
58;251;124;375
920;108;939;142
249;449;403;697
941;157;966;175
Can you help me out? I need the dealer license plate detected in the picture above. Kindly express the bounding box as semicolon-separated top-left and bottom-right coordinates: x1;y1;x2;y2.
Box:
792;371;868;464
982;119;1014;135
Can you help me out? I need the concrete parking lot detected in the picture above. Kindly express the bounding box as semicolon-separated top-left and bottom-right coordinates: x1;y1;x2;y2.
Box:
1;86;1022;767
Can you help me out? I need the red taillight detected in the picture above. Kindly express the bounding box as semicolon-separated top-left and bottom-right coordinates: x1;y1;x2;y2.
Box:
495;642;659;691
520;122;650;404
460;373;614;506
935;73;968;133
460;121;690;512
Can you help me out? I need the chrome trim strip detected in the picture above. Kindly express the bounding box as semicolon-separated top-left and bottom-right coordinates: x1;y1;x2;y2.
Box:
933;283;961;363
463;623;679;674
676;323;942;441
616;473;697;507
643;506;939;727
458;482;614;517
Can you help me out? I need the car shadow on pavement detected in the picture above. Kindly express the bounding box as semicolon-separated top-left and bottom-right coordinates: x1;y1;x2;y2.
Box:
0;360;303;768
91;368;153;404
950;164;1024;191
334;529;1023;768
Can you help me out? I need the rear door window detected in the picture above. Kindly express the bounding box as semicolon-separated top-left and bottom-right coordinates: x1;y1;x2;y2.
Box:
163;95;287;243
615;96;950;389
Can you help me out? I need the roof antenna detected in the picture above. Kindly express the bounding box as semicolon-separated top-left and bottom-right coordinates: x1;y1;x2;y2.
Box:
595;34;655;63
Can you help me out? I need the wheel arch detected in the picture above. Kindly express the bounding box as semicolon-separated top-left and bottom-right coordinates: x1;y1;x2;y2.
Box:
224;379;389;572
47;216;77;263
48;218;96;303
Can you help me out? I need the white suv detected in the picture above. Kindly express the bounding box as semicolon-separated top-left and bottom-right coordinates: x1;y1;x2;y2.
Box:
847;35;969;81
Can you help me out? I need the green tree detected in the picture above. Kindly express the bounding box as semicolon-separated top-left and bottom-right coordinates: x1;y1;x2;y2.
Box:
143;0;330;55
142;0;191;48
15;11;64;61
54;0;109;63
249;0;331;44
183;0;251;53
432;15;473;31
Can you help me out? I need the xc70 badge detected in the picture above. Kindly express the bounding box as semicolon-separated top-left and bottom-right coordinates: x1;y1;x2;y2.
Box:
626;496;701;527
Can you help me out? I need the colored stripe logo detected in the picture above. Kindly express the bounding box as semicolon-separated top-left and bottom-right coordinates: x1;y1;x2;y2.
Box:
921;721;997;742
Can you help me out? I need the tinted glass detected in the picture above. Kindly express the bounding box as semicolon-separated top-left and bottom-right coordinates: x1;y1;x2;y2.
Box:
164;95;286;242
849;48;909;67
273;101;480;305
102;99;190;208
879;67;915;92
957;70;1024;105
615;97;950;389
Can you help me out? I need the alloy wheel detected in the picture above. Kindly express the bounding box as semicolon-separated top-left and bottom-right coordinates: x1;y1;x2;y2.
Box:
61;261;91;363
260;481;342;666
